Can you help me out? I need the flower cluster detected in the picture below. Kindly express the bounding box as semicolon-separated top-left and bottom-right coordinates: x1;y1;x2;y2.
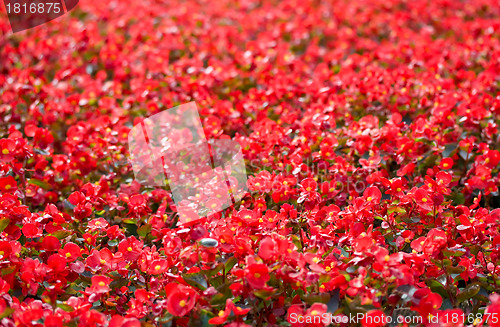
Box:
1;0;500;325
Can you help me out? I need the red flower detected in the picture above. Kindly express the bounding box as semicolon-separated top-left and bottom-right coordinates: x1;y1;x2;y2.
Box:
41;236;61;251
364;186;382;205
44;313;63;327
0;242;12;260
109;316;141;327
486;294;500;327
47;254;67;272
237;209;259;226
166;283;198;317
422;229;448;256
90;276;111;294
118;236;143;261
0;139;15;162
258;237;277;261
287;304;306;327
439;309;464;327
414;188;433;211
440;158;454;170
361;310;387;327
87;218;109;231
22;223;42;238
0;176;17;193
209;298;251;325
86;248;117;272
126;194;151;217
244;264;270;289
412;289;442;319
305;303;328;326
148;259;168;274
300;178;317;194
59;242;82;262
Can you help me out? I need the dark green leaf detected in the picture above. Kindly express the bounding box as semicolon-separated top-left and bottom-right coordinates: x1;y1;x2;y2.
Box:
254;289;275;300
446;266;466;274
457;284;480;303
0;308;14;319
302;292;330;305
224;256;238;272
1;265;16;276
51;230;72;240
201;263;224;278
57;303;75;312
137;224;152;237
28;178;52;190
426;280;448;299
183;273;207;290
0;219;10;233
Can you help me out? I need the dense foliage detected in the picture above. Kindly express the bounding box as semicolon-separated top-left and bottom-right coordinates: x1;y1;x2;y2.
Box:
1;0;500;325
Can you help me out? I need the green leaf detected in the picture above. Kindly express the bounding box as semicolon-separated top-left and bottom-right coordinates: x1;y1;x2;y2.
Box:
28;178;52;190
122;219;137;224
137;224;152;237
388;206;406;214
157;313;174;323
442;248;466;257
224;257;238;273
254;289;275;300
426;280;448;299
450;192;465;205
291;235;302;251
57;303;75;312
302;292;331;305
209;276;225;289
0;308;14;319
183;273;207;290
442;259;453;266
445;266;466;274
200;263;224;278
51;230;72;240
0;219;10;233
189;309;211;327
1;265;16;276
457;284;480;303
